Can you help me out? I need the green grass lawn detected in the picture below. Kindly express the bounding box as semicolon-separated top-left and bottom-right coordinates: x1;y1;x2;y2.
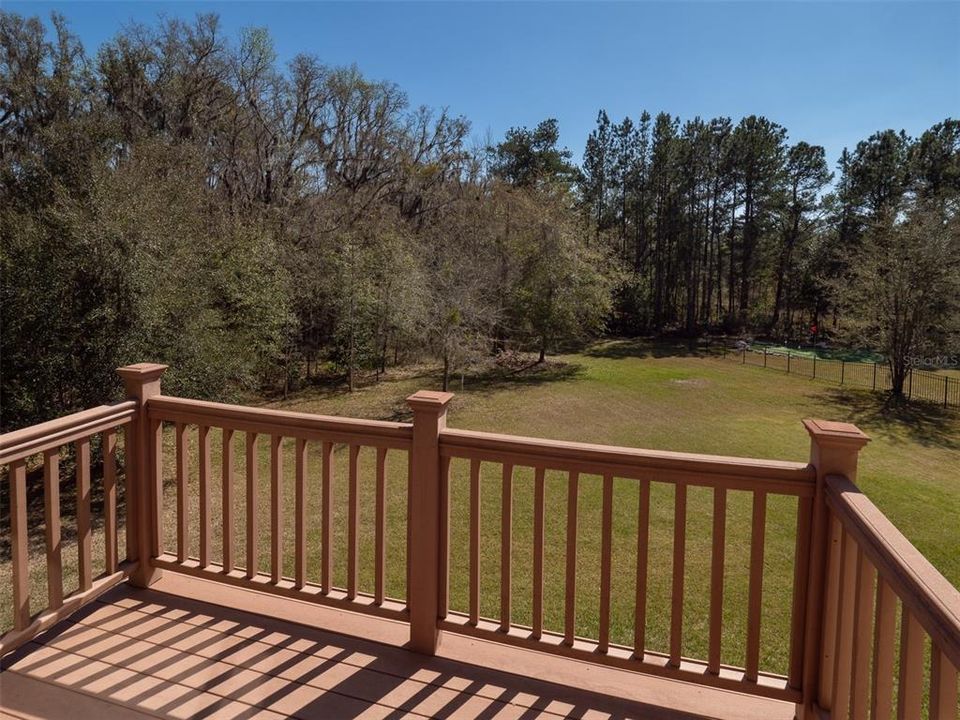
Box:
3;339;958;683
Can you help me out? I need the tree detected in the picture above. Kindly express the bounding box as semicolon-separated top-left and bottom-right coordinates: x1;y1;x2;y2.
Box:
506;187;614;361
839;201;960;396
581;110;613;240
488;118;576;188
770;142;831;331
728;116;786;327
911;119;960;201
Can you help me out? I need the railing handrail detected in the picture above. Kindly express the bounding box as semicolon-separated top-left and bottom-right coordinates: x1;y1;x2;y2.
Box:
147;395;413;449
0;401;137;465
440;427;816;493
825;473;960;668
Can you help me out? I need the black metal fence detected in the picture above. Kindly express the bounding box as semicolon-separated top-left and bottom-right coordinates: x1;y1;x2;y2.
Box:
725;347;960;408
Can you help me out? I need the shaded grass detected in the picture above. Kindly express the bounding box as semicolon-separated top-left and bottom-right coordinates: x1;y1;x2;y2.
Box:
3;340;958;686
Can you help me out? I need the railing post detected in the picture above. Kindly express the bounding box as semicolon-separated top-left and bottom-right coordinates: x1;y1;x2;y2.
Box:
406;389;454;654
797;419;869;720
117;363;168;588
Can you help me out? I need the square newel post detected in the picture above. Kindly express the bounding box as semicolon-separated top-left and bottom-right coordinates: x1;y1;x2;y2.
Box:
797;419;870;720
117;363;168;588
406;389;454;654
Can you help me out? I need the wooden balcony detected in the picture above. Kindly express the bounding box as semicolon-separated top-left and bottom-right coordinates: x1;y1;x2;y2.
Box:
1;363;958;719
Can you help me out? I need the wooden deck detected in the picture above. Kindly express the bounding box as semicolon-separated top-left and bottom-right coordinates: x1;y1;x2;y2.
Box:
1;574;795;720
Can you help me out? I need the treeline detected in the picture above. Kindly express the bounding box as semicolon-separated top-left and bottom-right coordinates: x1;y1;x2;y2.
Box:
0;12;611;430
1;12;958;430
580;111;960;337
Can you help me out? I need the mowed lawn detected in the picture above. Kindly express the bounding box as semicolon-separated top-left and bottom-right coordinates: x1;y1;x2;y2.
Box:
3;339;958;681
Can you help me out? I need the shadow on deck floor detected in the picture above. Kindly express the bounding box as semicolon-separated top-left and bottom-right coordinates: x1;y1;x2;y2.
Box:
0;575;794;720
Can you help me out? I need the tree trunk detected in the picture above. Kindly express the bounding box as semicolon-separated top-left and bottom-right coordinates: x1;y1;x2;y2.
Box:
442;353;450;392
890;360;907;396
348;330;355;393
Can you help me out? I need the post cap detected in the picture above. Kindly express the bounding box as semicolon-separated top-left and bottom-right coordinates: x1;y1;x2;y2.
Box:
803;418;870;447
406;390;454;412
116;363;169;382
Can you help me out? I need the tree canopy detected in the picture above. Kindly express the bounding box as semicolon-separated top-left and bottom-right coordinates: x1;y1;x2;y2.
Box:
1;11;958;428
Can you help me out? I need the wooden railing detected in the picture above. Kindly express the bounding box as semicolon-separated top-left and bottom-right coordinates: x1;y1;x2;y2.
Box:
145;394;413;620
436;427;817;701
0;401;138;655
818;474;960;719
2;363;958;720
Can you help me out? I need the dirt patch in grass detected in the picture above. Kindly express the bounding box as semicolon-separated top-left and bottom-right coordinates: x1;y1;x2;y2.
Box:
668;378;710;388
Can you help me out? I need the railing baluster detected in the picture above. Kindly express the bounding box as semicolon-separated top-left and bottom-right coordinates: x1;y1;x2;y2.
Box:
931;646;958;720
788;496;813;688
849;548;876;720
43;449;63;609
150;419;163;558
469;458;481;625
321;440;333;594
500;463;514;632
347;444;360;599
76;437;92;591
245;432;259;578
406;449;413;604
532;466;545;640
830;527;857;718
103;429;118;574
437;454;449;616
870;578;897;720
125;426;134;562
598;473;614;653
745;490;767;682
11;459;29;630
391;448;406;607
198;425;211;568
222;428;235;572
295;437;308;589
634;478;651;657
564;470;579;646
176;422;189;563
820;513;844;706
374;448;390;607
708;486;727;674
270;435;283;584
670;482;688;667
896;608;924;719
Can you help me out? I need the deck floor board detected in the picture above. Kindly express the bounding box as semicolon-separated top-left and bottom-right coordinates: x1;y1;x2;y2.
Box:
1;578;794;720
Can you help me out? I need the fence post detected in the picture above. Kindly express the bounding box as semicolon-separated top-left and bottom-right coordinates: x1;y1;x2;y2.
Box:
908;368;913;400
742;348;746;364
764;348;768;368
872;362;877;391
840;360;845;385
798;419;870;720
945;377;950;408
406;389;454;654
787;352;791;374
813;355;817;379
117;363;168;588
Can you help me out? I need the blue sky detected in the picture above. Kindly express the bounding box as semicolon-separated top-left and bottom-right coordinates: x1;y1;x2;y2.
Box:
9;1;960;170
